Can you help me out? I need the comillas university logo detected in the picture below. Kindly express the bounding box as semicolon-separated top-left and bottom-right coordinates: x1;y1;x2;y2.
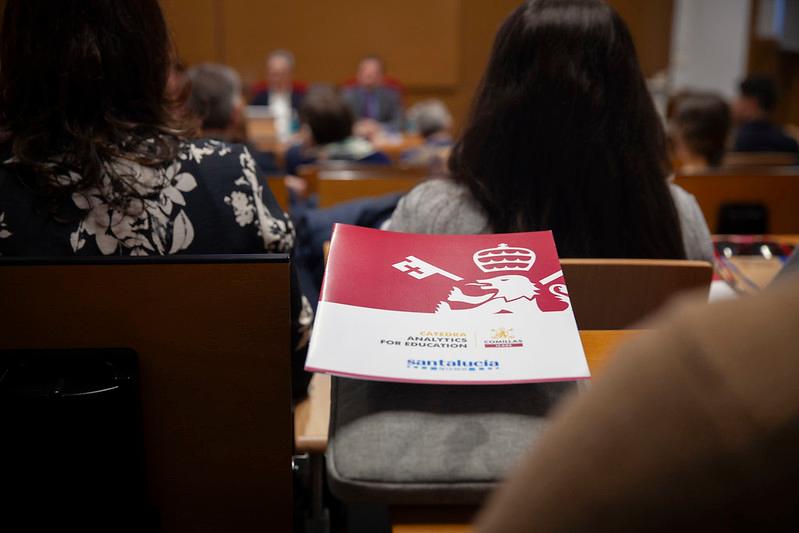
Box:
406;358;500;371
393;243;570;315
483;327;524;348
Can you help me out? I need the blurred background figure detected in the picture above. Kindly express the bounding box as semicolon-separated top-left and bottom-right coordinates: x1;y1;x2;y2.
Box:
400;99;454;175
250;50;305;141
187;63;278;173
669;91;731;174
342;55;404;137
732;74;799;154
285;85;389;176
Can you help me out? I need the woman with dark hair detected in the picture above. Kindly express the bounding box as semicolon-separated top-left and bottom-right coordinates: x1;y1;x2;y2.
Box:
0;0;312;400
389;0;712;263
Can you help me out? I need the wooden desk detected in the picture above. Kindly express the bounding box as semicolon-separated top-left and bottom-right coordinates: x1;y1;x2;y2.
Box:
295;330;639;455
373;133;425;162
295;330;640;532
392;509;474;533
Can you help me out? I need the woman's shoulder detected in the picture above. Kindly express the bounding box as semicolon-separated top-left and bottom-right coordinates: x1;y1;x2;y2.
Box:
176;138;254;171
668;182;714;262
388;178;490;234
668;182;703;221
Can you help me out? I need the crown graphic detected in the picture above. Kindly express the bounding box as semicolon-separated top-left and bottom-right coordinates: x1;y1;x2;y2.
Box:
473;243;536;273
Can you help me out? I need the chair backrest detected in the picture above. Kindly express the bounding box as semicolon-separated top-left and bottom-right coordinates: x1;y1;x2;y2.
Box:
560;259;713;329
0;255;293;532
268;176;290;213
295;163;426;208
244;106;278;152
673;167;799;233
722;152;798;168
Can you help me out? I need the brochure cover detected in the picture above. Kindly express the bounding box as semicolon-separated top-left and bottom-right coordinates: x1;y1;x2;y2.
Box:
305;224;589;384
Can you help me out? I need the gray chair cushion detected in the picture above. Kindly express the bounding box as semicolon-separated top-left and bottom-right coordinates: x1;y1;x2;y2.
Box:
326;377;578;504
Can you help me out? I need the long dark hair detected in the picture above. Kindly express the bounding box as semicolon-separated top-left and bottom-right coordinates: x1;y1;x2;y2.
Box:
0;0;186;215
450;0;685;259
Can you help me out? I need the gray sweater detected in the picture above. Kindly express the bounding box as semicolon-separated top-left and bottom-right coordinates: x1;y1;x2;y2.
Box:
387;178;714;263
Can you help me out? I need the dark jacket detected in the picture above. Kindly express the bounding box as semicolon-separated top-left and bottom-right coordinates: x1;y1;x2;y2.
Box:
250;88;304;111
341;85;403;131
734;119;799;154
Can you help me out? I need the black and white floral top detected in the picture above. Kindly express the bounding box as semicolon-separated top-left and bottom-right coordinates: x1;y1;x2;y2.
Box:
0;139;313;400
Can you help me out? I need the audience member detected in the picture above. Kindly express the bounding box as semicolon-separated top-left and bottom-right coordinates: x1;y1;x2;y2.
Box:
250;49;305;140
476;275;799;532
284;85;390;176
0;0;312;401
669;91;732;173
186;62;278;174
389;0;713;264
732;74;799;154
401;99;454;175
341;55;403;135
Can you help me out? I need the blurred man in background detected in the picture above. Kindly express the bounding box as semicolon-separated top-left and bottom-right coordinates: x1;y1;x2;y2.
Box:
732;74;799;155
342;55;403;136
251;50;305;141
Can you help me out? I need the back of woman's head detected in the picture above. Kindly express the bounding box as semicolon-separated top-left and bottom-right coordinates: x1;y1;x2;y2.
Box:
671;92;731;168
0;0;183;213
300;86;354;145
451;0;684;259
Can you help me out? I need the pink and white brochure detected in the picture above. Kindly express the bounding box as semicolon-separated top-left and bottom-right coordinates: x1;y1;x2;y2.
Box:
305;224;589;384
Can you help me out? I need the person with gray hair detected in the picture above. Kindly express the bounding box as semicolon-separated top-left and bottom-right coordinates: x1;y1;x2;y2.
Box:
186;63;243;137
187;62;278;173
400;99;454;174
407;99;453;139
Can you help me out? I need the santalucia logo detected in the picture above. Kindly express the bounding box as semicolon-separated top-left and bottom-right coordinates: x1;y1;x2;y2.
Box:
406;358;500;371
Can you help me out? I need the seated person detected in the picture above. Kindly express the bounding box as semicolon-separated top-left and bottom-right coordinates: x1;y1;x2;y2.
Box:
284;85;390;177
0;0;312;402
388;0;713;264
732;74;799;155
250;49;305;140
477;275;799;531
669;91;731;173
186;62;278;174
341;55;403;135
400;99;454;176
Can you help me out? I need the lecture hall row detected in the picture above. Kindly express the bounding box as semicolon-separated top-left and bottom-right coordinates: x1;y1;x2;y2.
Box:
1;0;798;531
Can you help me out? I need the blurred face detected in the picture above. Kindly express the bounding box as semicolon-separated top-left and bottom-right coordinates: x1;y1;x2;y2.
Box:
732;95;763;124
357;59;383;89
267;56;292;93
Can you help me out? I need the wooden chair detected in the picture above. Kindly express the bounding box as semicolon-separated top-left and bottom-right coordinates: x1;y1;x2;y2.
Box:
722;152;798;168
560;259;713;330
294;162;426;208
267;175;290;213
674;168;799;233
0;255;293;532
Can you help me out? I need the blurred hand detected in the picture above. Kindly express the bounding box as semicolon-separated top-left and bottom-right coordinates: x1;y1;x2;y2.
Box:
353;118;382;140
284;175;309;199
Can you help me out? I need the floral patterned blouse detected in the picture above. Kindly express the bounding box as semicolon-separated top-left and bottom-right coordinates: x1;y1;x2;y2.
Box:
0;139;313;400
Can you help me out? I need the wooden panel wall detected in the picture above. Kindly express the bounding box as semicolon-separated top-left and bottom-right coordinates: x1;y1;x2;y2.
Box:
162;0;675;131
220;0;459;89
608;0;675;77
747;0;799;126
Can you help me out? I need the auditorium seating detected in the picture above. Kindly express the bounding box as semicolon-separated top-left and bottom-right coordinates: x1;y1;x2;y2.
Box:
0;255;294;532
270;163;428;213
560;259;713;329
674;167;799;233
722;151;798;168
